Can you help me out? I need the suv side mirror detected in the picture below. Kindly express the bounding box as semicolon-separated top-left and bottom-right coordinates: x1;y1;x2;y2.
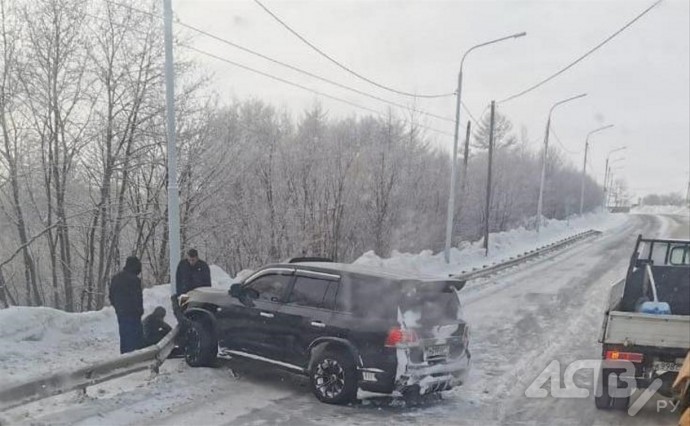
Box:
245;288;259;300
229;283;243;298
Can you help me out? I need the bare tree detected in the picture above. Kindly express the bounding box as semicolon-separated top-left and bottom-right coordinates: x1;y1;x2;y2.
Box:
0;0;41;305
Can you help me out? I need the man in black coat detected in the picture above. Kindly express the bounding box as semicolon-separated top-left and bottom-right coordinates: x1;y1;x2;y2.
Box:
109;256;144;354
170;249;212;356
143;306;172;347
175;248;212;296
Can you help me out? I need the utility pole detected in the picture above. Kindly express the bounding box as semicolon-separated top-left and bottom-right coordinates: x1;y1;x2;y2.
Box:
483;101;496;256
164;0;181;297
602;146;626;211
443;32;526;263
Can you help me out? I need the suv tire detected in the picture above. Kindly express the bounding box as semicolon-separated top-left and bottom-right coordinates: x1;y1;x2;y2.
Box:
184;319;217;367
309;349;357;405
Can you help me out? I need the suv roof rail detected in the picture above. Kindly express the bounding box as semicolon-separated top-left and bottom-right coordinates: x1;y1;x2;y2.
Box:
285;256;334;264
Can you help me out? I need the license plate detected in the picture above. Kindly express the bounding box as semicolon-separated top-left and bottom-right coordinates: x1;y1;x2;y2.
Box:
425;345;449;359
653;361;681;372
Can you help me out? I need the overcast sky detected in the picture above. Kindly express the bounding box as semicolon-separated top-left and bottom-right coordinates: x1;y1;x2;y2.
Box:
175;0;690;200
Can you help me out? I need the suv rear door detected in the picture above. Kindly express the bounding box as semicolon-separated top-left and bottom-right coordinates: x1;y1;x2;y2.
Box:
279;270;342;367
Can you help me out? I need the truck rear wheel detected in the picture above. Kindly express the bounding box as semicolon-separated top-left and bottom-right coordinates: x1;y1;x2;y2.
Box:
596;368;631;410
611;396;629;410
595;369;612;409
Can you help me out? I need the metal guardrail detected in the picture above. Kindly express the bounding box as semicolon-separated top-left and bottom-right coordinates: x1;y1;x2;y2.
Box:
453;229;602;282
0;230;599;412
0;325;179;412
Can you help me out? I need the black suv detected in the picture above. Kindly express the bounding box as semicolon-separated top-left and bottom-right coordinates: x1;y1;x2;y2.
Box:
179;261;471;404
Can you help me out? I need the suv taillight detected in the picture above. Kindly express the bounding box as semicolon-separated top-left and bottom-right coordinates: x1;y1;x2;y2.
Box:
385;327;419;348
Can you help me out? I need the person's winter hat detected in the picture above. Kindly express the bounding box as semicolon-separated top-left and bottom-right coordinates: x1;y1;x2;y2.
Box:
124;256;142;275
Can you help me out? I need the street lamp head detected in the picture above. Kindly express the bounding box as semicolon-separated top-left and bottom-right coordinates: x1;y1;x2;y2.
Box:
586;124;614;141
461;31;528;66
550;93;587;114
607;146;627;157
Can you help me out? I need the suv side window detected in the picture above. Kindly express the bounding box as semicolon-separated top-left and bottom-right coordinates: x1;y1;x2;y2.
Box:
288;276;332;309
323;281;338;310
247;274;292;302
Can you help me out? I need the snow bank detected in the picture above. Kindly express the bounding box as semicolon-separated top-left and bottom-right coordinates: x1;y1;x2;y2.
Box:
354;212;628;278
630;205;689;216
0;267;232;387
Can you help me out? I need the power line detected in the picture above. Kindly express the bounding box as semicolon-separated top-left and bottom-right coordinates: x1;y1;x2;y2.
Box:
88;6;457;138
92;2;455;136
253;0;455;100
251;0;480;124
180;44;455;138
499;0;662;104
549;125;582;155
101;0;477;126
172;20;458;125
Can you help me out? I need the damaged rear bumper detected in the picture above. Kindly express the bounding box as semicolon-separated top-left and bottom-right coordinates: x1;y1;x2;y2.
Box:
358;348;472;395
395;349;471;395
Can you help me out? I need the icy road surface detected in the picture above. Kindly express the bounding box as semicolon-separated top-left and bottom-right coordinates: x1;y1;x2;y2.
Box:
2;213;688;426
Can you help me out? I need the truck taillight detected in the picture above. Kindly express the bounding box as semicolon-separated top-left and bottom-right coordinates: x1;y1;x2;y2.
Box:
605;350;643;363
385;327;419;348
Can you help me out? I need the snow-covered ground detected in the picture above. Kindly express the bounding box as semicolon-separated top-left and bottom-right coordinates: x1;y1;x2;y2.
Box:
0;266;234;387
4;212;689;426
355;211;627;277
0;212;623;388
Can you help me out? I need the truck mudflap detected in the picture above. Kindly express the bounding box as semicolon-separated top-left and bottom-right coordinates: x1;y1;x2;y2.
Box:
394;349;471;395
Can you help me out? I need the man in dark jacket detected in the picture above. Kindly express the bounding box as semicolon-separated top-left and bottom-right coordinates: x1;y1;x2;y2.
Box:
170;249;212;357
175;249;212;296
109;256;144;354
142;306;172;347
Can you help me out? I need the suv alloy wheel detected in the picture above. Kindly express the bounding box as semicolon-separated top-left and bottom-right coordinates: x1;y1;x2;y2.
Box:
309;349;357;405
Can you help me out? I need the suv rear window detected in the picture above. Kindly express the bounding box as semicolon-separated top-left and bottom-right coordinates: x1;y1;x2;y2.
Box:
399;281;461;326
347;276;460;323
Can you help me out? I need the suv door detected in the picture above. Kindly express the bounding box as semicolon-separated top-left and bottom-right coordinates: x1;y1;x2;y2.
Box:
279;270;341;367
218;268;293;359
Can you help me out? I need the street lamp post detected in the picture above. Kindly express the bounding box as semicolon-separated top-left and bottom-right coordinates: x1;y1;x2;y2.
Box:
579;124;614;214
163;0;180;296
444;31;526;263
603;147;626;210
536;93;587;233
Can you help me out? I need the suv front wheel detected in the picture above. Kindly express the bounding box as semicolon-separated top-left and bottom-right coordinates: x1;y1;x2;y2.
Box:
309;349;357;405
184;319;217;367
